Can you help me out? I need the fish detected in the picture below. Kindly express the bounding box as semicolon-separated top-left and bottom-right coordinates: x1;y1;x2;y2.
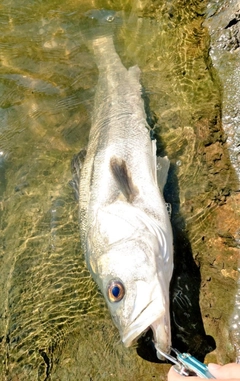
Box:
72;33;174;355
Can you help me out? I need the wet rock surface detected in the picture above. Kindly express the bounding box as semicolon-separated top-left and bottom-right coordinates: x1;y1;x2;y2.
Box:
204;0;240;179
204;0;240;362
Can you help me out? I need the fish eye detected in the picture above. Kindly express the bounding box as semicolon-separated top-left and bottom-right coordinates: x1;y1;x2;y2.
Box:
107;280;125;303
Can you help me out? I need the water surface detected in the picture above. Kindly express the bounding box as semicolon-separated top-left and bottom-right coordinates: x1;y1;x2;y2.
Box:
0;0;239;380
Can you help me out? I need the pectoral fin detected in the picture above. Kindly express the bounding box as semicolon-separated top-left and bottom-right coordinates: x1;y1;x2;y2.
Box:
110;157;138;203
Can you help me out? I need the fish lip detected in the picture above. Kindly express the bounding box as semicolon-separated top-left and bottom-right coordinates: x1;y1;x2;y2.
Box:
121;312;169;350
121;300;157;347
122;325;150;347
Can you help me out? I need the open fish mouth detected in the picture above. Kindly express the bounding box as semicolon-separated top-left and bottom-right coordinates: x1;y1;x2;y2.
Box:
122;314;171;354
123;326;150;347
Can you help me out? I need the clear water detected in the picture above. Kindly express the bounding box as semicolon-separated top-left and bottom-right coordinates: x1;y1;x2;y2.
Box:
0;1;239;380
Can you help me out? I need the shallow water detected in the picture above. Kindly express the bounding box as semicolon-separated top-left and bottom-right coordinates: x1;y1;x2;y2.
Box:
0;0;239;380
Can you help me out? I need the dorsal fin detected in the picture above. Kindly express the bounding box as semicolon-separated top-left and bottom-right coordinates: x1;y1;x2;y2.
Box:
110;157;138;203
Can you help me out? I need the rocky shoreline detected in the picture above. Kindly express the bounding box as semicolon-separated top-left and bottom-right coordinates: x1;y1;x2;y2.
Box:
204;0;240;362
204;0;240;181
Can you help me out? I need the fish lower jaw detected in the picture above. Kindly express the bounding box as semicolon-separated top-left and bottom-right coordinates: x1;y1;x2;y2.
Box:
121;315;171;354
122;326;150;348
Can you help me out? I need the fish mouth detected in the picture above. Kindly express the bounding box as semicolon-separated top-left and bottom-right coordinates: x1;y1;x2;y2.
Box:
121;309;171;354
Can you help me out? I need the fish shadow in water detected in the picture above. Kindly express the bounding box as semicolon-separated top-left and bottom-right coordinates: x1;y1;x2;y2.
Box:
167;165;216;360
137;123;216;363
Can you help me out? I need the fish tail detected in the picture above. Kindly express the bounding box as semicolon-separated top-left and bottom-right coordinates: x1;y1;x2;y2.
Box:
91;35;116;61
80;9;123;52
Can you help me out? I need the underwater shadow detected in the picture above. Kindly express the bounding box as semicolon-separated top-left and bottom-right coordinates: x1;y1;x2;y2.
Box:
136;119;216;363
167;165;216;361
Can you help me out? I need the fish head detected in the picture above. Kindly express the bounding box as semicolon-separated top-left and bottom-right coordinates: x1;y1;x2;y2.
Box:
87;205;173;354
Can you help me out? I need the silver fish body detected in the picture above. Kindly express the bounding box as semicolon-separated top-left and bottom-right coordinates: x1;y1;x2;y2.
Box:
73;35;173;353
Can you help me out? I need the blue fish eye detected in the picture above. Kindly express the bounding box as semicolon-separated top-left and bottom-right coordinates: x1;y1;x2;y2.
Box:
107;280;125;303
